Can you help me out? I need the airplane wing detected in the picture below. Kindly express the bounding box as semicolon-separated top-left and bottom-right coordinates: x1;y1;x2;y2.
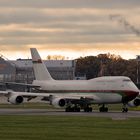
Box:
0;82;41;92
0;90;51;103
0;90;49;97
0;90;100;105
0;82;40;88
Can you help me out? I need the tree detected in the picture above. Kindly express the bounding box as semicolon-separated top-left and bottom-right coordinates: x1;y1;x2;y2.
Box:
47;55;65;60
75;53;138;83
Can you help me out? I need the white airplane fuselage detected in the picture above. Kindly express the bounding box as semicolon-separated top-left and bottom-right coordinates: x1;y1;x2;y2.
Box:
30;48;140;112
33;76;139;104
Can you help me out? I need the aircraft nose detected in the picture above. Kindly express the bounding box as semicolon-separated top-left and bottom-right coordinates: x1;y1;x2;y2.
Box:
122;91;139;103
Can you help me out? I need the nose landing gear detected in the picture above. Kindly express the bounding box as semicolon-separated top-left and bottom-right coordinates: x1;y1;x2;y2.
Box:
122;104;128;112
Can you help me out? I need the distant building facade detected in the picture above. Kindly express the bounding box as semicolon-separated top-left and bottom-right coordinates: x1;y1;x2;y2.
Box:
0;57;76;83
0;57;16;82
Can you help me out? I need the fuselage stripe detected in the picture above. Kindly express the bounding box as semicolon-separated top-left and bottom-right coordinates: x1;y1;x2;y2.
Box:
39;89;138;96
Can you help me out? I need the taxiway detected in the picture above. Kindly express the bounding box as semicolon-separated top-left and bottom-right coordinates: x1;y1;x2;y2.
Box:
0;109;139;120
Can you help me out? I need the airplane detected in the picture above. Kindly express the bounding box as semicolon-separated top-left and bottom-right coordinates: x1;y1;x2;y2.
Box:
0;48;140;112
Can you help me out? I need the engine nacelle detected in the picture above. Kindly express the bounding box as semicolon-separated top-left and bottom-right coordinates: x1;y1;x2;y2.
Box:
51;98;66;108
8;94;24;105
127;98;140;107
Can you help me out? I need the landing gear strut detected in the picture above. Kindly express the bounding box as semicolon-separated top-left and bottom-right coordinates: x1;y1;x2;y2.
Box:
99;104;108;112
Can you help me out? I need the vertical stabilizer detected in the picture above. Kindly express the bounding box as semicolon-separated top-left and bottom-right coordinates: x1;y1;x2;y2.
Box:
30;48;53;81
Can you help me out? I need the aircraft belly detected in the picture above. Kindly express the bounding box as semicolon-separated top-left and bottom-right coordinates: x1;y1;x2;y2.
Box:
52;92;122;104
92;93;122;104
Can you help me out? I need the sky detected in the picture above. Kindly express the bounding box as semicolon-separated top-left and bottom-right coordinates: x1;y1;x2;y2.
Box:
0;0;140;60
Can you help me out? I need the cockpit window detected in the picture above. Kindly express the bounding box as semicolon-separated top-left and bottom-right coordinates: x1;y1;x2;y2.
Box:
123;79;131;82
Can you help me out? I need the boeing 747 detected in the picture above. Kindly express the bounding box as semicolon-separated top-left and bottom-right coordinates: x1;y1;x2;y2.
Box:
0;48;140;112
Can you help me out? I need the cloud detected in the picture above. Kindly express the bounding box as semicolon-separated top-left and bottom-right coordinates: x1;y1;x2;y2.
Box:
0;0;140;9
0;0;140;60
1;42;140;60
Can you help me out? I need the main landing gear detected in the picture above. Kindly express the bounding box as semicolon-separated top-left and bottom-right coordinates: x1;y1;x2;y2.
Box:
65;104;93;112
84;106;92;112
65;104;128;113
65;105;80;112
99;104;108;112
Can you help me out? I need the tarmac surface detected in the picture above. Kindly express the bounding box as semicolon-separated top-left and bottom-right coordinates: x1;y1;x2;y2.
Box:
0;109;139;120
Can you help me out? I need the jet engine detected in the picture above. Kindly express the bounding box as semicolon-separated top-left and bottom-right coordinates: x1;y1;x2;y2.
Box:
51;98;66;108
8;94;24;105
127;98;140;107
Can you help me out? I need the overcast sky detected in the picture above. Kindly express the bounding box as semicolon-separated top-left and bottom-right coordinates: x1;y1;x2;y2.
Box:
0;0;140;59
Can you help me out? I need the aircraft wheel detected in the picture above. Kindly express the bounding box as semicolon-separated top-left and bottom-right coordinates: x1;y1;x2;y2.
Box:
99;107;103;112
65;107;71;112
89;107;93;112
73;106;80;112
84;107;92;112
99;107;108;112
105;107;108;112
65;106;73;112
122;107;128;113
76;107;81;112
65;106;81;112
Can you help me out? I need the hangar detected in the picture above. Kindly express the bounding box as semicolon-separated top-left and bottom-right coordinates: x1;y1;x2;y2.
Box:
0;56;76;84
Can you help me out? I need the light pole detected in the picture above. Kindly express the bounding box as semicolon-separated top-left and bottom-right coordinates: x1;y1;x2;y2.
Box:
136;55;140;84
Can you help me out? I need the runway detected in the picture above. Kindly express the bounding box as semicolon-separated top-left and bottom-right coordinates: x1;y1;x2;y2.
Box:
0;109;139;120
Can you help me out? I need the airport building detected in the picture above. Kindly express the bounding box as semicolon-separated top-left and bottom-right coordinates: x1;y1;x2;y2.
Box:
0;57;76;84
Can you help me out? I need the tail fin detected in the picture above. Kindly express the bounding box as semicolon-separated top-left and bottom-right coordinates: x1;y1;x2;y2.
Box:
30;48;53;81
